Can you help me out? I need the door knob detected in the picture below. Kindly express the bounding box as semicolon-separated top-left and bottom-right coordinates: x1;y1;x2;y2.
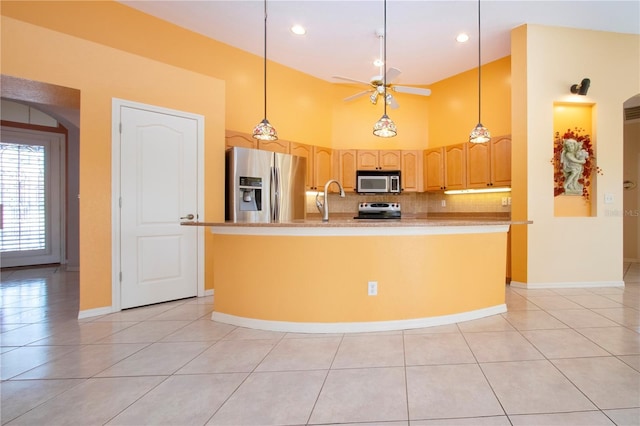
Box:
180;214;195;220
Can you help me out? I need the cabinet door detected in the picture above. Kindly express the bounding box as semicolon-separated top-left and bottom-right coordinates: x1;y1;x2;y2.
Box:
444;143;466;189
225;130;257;150
313;146;333;190
336;150;357;192
290;142;314;190
424;148;445;191
491;136;512;187
379;150;401;170
356;150;379;170
258;139;289;154
466;142;491;188
401;150;422;192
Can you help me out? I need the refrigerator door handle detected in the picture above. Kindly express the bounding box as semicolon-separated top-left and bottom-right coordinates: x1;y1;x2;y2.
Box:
271;166;279;221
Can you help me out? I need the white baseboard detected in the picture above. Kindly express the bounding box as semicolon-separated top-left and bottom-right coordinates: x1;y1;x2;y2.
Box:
624;258;640;263
510;280;625;289
211;304;507;334
203;289;214;297
78;306;114;319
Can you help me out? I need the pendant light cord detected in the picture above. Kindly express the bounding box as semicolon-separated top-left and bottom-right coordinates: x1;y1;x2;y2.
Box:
477;0;482;124
383;0;388;116
263;0;268;120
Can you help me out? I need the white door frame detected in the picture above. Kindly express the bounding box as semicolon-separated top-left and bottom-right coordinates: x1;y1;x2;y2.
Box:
111;98;205;312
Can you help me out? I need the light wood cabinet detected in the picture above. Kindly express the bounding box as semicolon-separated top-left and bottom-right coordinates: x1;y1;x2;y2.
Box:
466;135;511;188
356;150;401;170
334;149;357;192
490;135;512;187
258;139;289;154
423;144;466;191
400;150;423;192
313;146;333;190
225;130;257;150
290;143;333;191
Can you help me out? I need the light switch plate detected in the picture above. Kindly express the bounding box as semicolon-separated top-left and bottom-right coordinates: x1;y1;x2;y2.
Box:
604;193;614;204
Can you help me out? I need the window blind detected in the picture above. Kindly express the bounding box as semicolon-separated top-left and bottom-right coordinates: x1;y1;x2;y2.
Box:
0;142;46;252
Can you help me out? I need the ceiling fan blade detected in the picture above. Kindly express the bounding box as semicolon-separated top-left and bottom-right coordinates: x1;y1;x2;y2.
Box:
332;75;372;86
392;85;432;96
343;90;372;102
386;94;400;109
386;67;402;83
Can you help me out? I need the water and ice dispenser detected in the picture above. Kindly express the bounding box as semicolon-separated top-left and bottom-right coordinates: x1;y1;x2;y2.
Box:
238;176;262;212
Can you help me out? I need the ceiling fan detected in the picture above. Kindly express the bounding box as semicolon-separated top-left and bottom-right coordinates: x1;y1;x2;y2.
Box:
332;30;432;109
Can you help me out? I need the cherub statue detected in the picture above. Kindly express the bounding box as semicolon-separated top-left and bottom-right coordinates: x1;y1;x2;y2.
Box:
561;138;588;194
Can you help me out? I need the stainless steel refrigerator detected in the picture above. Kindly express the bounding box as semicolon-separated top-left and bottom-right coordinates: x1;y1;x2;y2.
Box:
226;147;307;223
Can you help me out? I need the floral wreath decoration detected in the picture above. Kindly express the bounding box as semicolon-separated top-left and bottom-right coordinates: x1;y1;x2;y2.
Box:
551;127;603;200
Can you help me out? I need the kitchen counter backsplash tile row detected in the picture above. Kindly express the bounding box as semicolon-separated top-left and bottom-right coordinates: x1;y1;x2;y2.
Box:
305;191;512;215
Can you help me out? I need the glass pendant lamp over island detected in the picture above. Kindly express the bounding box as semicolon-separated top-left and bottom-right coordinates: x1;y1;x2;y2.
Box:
469;0;490;144
252;0;278;141
372;0;397;138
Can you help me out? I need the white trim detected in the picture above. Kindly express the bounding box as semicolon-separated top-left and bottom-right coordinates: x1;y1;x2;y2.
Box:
211;304;507;334
210;224;510;237
77;306;114;319
510;280;625;289
111;98;205;312
624;257;640;263
204;289;214;297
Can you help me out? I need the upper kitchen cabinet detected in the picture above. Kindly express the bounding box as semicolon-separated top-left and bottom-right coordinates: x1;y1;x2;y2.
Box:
400;150;423;192
466;135;511;188
313;146;333;190
490;135;512;187
356;150;401;170
334;149;357;192
423;144;466;191
258;139;289;154
225;130;257;150
291;143;333;190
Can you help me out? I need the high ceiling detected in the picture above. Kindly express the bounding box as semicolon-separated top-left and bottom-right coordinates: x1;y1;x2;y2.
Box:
119;1;639;87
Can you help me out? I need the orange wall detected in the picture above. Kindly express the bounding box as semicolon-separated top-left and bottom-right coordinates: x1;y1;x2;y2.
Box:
428;56;512;147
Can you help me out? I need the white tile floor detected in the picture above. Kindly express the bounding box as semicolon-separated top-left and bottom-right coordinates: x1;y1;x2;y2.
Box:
1;264;639;425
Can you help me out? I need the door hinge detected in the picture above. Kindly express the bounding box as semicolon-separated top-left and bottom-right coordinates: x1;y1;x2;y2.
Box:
119;197;122;208
119;122;122;134
119;271;122;282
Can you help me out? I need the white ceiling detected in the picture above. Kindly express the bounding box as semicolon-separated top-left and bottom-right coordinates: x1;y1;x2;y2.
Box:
119;1;639;87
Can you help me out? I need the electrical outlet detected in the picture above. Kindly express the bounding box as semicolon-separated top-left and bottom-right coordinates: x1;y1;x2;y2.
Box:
368;281;378;296
441;199;446;207
604;193;614;204
501;197;508;206
507;197;511;205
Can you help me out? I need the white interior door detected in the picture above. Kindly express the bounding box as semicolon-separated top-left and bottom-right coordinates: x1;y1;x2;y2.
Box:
117;104;200;309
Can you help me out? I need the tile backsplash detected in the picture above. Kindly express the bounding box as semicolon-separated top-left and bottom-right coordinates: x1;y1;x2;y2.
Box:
306;191;511;215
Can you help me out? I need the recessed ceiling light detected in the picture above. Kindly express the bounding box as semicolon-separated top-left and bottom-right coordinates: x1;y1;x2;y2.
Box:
290;25;306;35
456;33;469;43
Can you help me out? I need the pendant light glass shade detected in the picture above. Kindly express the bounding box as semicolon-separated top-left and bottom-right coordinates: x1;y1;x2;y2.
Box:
373;114;397;137
252;0;278;141
253;118;278;141
470;123;491;143
469;0;490;144
373;0;397;138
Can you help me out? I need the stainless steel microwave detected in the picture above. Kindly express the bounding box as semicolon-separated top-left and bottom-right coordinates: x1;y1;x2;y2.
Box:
356;170;401;194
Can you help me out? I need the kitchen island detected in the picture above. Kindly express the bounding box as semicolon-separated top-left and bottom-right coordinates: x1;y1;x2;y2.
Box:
186;218;528;333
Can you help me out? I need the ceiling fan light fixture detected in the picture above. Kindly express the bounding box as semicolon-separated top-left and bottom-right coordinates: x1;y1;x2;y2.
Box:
370;92;378;104
373;114;397;138
252;0;278;141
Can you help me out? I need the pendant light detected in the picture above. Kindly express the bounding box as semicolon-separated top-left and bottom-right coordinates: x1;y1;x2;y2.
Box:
469;0;490;144
252;0;278;141
373;0;397;138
